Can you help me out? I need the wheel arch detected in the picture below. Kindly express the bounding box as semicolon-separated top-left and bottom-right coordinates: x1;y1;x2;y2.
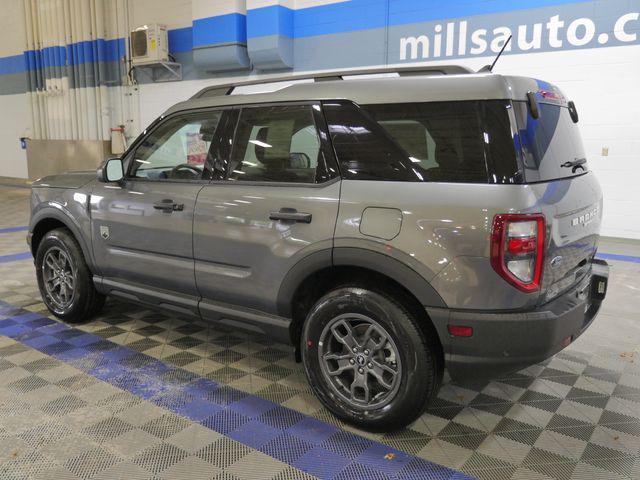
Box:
30;209;96;272
279;247;447;364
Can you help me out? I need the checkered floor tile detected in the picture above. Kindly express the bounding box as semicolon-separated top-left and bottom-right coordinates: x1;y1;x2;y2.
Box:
0;185;639;480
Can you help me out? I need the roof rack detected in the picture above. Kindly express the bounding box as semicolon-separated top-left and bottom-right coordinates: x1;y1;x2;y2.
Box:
191;65;473;99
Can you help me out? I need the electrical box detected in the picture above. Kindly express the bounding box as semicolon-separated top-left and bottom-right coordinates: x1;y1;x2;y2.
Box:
131;24;168;65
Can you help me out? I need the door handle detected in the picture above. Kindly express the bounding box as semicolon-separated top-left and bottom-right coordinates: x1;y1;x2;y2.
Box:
153;199;184;213
269;208;312;224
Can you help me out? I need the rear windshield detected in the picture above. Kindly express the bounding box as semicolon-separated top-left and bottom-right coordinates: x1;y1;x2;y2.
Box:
513;101;589;182
323;100;521;184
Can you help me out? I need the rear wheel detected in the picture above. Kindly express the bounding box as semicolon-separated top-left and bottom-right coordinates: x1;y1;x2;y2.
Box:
35;228;104;322
301;286;441;431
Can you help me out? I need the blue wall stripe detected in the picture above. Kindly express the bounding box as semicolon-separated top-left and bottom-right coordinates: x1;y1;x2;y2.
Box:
0;252;31;263
193;13;247;47
387;0;595;28
0;300;473;480
0;54;26;75
292;0;588;37
0;226;28;234
1;0;602;76
168;26;194;53
23;38;126;72
247;5;294;39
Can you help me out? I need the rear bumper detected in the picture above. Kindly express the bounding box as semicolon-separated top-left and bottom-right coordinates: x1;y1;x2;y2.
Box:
429;260;609;382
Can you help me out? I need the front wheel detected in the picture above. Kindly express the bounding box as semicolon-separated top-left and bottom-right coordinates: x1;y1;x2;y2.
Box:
301;287;441;431
35;228;104;322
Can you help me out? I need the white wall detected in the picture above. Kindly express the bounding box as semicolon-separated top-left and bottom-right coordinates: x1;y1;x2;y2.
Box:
0;1;29;179
0;94;30;179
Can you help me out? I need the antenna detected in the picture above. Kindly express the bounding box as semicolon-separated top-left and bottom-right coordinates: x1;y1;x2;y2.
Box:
478;35;513;73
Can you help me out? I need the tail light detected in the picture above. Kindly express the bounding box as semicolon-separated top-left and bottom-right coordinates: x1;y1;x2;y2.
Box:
491;214;546;292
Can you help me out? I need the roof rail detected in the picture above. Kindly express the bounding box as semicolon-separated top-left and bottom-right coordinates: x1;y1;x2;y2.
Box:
191;65;473;99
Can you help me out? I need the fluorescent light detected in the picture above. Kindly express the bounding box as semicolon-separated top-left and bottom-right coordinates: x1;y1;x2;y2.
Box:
249;140;272;148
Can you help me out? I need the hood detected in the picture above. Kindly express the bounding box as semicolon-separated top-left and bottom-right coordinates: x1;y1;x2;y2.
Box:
31;170;96;189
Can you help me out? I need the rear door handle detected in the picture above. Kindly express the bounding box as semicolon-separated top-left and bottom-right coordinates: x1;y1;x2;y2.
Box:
153;199;184;213
269;208;312;224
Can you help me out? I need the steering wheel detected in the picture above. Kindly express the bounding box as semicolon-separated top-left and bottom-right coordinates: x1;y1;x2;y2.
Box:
169;163;202;179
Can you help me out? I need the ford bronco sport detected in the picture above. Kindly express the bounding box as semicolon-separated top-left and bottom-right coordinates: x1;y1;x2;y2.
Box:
28;65;609;430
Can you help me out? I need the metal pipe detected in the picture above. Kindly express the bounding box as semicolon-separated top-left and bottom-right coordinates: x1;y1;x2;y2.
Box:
23;0;39;139
70;0;85;139
63;0;79;140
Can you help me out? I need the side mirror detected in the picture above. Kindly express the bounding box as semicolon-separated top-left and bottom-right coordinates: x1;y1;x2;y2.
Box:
98;158;124;183
526;91;540;120
567;101;579;124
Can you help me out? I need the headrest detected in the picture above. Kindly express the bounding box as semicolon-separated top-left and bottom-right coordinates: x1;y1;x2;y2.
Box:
254;127;269;162
199;119;219;142
435;141;460;170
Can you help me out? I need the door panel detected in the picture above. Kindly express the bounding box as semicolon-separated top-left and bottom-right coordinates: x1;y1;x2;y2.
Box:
194;102;340;316
89;108;233;307
90;181;202;300
193;181;340;314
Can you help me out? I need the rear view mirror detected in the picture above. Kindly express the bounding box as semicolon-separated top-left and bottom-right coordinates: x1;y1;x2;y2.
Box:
98;158;124;183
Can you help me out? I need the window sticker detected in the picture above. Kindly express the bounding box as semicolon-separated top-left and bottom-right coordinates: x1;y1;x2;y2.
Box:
186;132;207;165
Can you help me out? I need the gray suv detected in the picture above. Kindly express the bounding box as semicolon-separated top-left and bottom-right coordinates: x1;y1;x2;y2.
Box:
28;66;609;430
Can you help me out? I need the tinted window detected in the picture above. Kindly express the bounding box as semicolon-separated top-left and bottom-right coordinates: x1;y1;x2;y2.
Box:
324;101;519;183
130;111;225;181
513;101;588;182
482;102;523;184
323;102;424;182
229;105;325;183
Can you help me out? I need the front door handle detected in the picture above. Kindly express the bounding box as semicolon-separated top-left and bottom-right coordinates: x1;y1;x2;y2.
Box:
269;208;312;224
153;199;184;213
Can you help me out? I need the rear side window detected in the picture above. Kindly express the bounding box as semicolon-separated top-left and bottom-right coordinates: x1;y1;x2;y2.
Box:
513;101;588;182
229;104;330;184
323;101;520;183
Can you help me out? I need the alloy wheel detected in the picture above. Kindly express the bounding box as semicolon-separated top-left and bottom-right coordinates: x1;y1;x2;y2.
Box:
41;246;76;311
318;313;402;410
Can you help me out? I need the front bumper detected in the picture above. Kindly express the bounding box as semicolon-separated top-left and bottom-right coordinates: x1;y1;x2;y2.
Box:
429;260;609;382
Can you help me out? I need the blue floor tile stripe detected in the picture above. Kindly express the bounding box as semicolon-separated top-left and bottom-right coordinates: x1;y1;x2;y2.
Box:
0;300;474;480
0;226;29;234
596;252;640;264
0;252;32;263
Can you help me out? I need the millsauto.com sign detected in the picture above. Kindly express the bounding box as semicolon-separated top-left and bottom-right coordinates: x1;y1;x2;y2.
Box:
390;0;640;62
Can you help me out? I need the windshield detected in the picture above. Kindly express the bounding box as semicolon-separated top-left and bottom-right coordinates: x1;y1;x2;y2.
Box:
513;101;589;182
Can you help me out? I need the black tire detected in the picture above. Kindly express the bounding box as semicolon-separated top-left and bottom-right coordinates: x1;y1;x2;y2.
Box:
301;286;441;431
35;228;105;323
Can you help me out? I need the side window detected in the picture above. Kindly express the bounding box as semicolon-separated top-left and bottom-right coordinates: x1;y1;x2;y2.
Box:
362;102;489;183
324;100;518;184
129;111;224;181
228;105;324;183
322;101;425;182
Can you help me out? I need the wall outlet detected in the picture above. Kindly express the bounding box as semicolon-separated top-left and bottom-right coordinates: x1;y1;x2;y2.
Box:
602;147;609;156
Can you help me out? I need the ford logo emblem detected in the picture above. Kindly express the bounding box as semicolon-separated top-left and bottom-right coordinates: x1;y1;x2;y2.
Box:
550;256;563;269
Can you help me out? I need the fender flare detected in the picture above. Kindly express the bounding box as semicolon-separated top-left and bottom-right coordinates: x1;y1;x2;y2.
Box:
276;247;447;318
30;207;97;272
